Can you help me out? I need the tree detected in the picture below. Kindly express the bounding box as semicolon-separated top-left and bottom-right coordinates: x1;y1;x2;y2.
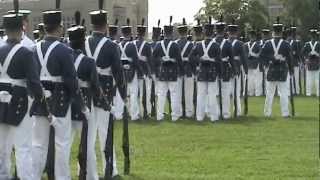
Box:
280;0;320;40
195;0;269;32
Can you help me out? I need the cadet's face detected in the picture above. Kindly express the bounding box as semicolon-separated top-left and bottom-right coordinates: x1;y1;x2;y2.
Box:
22;19;29;32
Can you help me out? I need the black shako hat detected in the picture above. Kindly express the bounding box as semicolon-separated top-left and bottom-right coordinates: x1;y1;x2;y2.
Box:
193;19;203;35
227;19;238;32
273;17;283;33
42;0;62;26
177;18;188;34
68;11;86;42
90;0;107;26
164;16;173;34
204;16;214;36
137;18;147;35
109;19;119;37
2;0;23;30
153;19;161;37
215;15;226;32
121;18;132;35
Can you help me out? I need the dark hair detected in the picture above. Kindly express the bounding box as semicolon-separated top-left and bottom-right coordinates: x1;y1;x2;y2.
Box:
44;24;60;33
70;40;84;50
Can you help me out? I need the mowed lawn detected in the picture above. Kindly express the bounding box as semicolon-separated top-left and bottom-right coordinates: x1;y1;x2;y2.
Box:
70;96;319;180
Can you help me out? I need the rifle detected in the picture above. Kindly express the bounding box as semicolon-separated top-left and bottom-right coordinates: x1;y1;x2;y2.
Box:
182;77;186;118
233;76;238;118
142;78;147;119
262;65;266;96
244;74;248;115
12;149;20;180
122;103;130;175
293;72;297;95
240;70;244;97
150;78;156;117
167;91;172;116
78;108;89;180
218;78;223;120
46;125;55;180
289;75;295;117
304;64;307;95
299;64;302;95
104;111;114;180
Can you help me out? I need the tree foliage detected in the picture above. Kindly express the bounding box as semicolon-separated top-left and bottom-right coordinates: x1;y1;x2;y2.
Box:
196;0;269;31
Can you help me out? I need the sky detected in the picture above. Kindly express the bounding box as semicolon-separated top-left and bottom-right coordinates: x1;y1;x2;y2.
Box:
148;0;204;32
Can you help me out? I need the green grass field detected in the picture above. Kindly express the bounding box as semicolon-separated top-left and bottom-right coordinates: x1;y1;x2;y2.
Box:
70;96;319;180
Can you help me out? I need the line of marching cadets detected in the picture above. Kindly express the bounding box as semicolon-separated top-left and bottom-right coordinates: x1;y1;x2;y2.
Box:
0;1;320;180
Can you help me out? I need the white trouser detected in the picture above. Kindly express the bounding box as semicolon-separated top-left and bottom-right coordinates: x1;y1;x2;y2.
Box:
255;68;264;96
157;81;180;121
231;76;242;116
183;75;195;117
32;107;72;180
293;66;300;94
128;74;140;120
95;107;118;177
221;81;232;119
139;76;152;116
196;81;219;121
113;89;124;120
0;118;35;180
264;81;290;117
306;70;320;96
0;123;14;180
248;68;260;96
5;97;34;180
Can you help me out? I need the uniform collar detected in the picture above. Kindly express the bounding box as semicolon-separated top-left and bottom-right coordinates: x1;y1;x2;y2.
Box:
44;36;61;42
92;31;106;37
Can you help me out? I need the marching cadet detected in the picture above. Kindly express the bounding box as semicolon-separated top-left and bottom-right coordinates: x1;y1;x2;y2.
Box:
302;29;320;96
0;2;43;179
227;20;248;116
176;18;195;118
31;0;79;179
33;29;40;41
7;9;34;50
193;19;203;42
288;25;302;95
134;18;153;119
214;16;235;119
0;28;4;46
189;17;221;122
34;23;45;42
84;0;126;178
258;29;271;96
153;16;183;121
68;11;101;179
5;6;36;178
260;17;293;118
108;19;125;120
119;18;141;121
244;29;262;96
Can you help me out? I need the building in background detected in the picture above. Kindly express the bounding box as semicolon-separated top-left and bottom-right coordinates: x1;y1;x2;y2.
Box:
0;0;148;37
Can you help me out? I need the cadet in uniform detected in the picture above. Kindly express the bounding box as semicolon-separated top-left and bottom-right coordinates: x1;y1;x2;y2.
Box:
68;11;101;179
134;19;153;119
288;25;302;95
31;1;79;179
258;29;271;96
214;16;235;119
302;29;320;96
189;17;221;122
84;1;126;177
227;20;248;116
260;18;293;118
5;7;36;178
0;3;43;180
153;16;182;121
244;29;261;96
176;18;195;118
119;19;141;121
